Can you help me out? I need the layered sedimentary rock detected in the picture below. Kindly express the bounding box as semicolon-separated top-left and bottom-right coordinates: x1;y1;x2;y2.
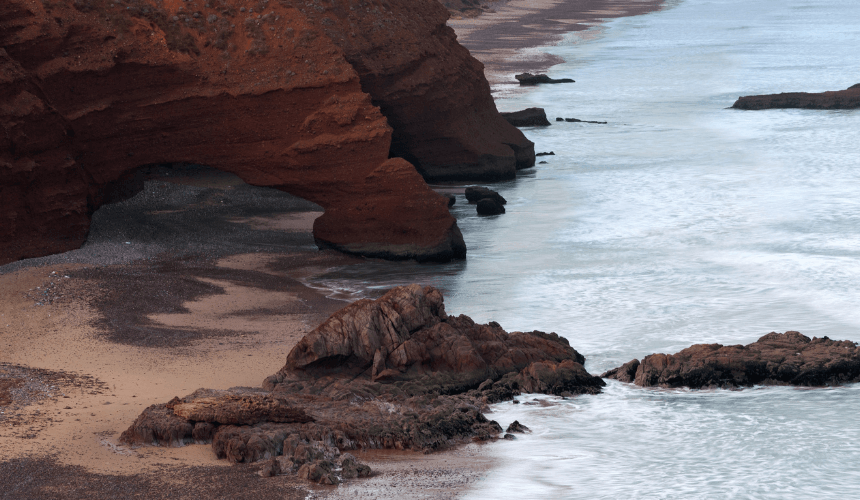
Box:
122;285;603;481
732;84;860;110
1;0;531;265
602;331;860;389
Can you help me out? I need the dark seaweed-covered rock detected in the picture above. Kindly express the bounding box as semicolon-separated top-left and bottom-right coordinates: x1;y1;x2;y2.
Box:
515;73;575;85
500;108;551;127
603;331;860;389
476;198;506;215
464;186;507;205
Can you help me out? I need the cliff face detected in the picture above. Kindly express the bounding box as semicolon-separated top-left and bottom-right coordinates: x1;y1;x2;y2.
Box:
1;0;528;265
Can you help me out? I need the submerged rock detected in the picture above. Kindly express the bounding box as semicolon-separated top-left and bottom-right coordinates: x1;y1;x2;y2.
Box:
732;84;860;110
515;73;575;85
500;108;551;127
121;285;604;483
602;331;860;389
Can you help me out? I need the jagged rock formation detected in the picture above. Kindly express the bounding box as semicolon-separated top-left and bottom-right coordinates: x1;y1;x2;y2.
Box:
121;285;604;482
1;0;532;265
732;84;860;110
602;331;860;389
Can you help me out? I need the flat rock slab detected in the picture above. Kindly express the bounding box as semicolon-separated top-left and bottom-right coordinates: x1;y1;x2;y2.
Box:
602;331;860;389
500;108;551;127
173;395;313;426
515;73;574;85
732;84;860;110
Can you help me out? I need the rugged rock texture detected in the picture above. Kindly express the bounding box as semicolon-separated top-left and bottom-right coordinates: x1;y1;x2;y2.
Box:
602;331;860;389
121;285;604;481
516;73;574;85
1;0;532;266
500;108;551;127
732;84;860;110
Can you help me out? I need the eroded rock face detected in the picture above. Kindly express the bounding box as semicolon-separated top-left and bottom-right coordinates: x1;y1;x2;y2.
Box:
121;285;603;481
732;84;860;110
0;0;527;265
602;331;860;389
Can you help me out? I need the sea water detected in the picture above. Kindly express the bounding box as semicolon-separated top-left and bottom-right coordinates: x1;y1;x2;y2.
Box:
306;0;860;497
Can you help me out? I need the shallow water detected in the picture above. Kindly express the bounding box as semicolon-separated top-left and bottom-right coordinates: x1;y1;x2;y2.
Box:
307;0;860;496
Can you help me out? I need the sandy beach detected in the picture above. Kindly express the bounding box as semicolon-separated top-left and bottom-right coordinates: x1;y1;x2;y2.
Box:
0;168;494;498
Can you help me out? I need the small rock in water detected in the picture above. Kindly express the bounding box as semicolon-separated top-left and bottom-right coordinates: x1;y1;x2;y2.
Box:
476;198;505;216
499;107;551;127
503;433;516;440
515;73;575;85
465;186;506;205
506;420;531;433
535;151;555;156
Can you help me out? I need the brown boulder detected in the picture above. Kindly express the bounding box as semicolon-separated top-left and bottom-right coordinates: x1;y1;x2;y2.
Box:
732;84;860;110
603;331;860;389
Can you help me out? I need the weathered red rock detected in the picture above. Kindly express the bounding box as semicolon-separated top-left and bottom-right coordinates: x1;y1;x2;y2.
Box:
732;84;860;110
602;331;860;389
121;285;604;479
1;0;531;266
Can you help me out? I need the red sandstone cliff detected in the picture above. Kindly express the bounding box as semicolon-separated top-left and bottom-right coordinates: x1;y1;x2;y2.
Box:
1;0;530;265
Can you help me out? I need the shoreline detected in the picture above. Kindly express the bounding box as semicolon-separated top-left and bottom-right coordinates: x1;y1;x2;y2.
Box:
2;2;671;497
449;0;667;94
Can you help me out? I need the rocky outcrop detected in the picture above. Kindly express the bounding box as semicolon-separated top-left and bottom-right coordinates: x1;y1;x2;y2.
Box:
465;186;507;205
602;331;860;389
1;0;533;266
501;108;551;127
516;73;574;85
121;285;604;482
732;84;860;110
